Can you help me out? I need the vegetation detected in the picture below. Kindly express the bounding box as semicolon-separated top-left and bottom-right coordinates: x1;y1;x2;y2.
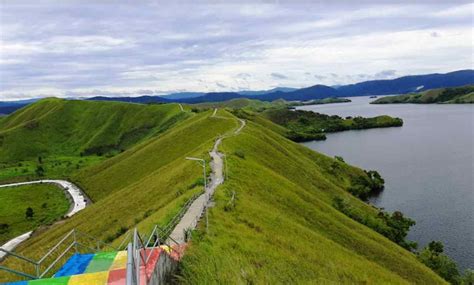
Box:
259;108;403;142
0;100;449;283
178;115;443;284
372;85;474;104
0;184;69;244
0;98;189;163
417;241;474;284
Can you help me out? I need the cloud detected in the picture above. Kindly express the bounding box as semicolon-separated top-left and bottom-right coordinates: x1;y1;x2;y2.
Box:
374;70;397;78
0;1;472;100
270;72;288;80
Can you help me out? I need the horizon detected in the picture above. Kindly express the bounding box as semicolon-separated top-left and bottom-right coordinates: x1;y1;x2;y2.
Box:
0;1;473;101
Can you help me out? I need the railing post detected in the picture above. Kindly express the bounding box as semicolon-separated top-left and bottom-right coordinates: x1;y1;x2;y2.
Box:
36;263;40;279
73;230;78;253
126;243;133;285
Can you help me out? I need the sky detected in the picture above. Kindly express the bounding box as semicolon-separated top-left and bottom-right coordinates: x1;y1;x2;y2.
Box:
0;0;473;100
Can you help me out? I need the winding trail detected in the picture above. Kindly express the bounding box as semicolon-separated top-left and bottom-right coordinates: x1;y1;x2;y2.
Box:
0;180;89;259
168;109;245;243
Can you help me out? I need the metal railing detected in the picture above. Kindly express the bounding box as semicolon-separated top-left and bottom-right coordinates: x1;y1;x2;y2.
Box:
125;224;182;285
0;229;116;280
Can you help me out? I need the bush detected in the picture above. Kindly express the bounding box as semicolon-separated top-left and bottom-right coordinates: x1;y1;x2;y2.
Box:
25;207;34;219
234;150;245;159
417;241;462;284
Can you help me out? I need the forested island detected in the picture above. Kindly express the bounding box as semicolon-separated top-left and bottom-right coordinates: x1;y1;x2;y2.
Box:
372;85;474;104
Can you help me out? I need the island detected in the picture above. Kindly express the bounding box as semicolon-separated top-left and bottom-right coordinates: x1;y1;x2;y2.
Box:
371;85;474;104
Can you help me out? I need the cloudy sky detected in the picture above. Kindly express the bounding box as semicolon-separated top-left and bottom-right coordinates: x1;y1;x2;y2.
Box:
0;1;472;100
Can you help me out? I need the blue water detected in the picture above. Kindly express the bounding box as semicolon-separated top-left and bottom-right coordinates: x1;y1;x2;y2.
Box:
299;96;474;270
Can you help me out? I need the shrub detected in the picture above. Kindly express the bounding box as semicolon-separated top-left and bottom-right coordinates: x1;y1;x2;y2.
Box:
417;241;461;284
234;150;245;159
25;207;34;219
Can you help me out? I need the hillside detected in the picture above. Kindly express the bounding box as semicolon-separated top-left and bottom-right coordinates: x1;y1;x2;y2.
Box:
0;101;444;283
178;111;443;284
371;85;474;104
0;98;188;163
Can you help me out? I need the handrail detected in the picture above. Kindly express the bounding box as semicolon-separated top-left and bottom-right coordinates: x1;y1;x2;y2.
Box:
74;230;118;251
38;229;75;264
0;228;117;281
39;241;75;278
118;231;132;250
0;248;38;264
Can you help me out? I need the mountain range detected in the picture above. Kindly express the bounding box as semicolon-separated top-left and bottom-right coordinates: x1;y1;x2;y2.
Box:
1;70;472;114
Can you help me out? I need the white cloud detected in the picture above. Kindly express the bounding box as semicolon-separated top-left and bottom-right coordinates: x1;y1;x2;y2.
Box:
0;1;472;100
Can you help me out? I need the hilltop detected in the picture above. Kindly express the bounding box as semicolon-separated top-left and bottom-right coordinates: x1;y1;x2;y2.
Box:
372;85;474;104
0;100;445;283
0;98;188;163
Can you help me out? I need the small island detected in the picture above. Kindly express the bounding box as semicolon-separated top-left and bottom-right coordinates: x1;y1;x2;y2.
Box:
371;85;474;104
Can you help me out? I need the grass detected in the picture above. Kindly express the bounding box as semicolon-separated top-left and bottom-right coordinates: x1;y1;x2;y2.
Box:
178;113;444;284
371;85;474;104
0;110;237;281
0;155;106;184
0;184;70;244
0;100;445;283
0;98;189;163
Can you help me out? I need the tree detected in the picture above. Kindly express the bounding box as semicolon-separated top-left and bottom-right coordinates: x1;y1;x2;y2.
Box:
25;207;34;219
418;241;461;284
35;165;45;176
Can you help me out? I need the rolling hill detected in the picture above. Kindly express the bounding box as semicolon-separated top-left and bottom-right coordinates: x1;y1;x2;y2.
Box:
371;85;474;104
0;98;188;163
0;100;446;283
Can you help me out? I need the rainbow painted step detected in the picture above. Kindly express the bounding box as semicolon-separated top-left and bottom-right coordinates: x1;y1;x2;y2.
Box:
2;245;184;285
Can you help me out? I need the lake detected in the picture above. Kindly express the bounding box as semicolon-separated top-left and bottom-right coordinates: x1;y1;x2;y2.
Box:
299;96;473;270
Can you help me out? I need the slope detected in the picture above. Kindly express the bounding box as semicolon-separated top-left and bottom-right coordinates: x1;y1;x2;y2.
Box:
179;112;444;284
0;110;237;282
371;85;474;104
0;98;188;163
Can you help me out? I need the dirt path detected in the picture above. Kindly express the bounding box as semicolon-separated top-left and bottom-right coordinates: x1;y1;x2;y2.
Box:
0;180;89;259
168;110;244;244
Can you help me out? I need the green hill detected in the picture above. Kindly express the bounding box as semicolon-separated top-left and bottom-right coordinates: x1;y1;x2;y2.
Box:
0;101;445;284
0;98;188;163
371;85;474;104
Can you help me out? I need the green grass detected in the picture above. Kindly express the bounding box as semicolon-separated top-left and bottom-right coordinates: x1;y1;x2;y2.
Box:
0;184;70;244
0;101;445;283
178;114;444;284
0;155;106;183
371;85;474;104
0;98;189;163
0;110;237;281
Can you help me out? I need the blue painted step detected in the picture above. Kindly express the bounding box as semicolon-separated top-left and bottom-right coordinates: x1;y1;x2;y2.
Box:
54;253;94;277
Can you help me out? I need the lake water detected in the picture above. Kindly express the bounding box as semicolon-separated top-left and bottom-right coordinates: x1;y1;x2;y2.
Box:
299;96;473;270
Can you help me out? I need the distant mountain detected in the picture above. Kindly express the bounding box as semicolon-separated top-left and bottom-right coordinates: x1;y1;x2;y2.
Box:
337;70;474;96
87;95;171;104
259;84;338;101
176;92;246;103
0;99;39;114
1;70;472;112
162;92;206;100
238;87;297;96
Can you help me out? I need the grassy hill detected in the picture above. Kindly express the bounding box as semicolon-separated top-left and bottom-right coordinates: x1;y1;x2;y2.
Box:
178;111;443;284
0;98;188;163
0;101;445;283
372;85;474;104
